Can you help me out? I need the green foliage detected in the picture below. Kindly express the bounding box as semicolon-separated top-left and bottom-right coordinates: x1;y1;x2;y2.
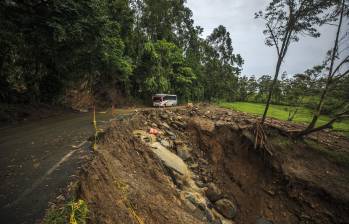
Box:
43;199;88;224
0;0;244;105
135;40;196;101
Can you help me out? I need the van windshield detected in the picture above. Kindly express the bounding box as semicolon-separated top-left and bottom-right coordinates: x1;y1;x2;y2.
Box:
164;95;177;100
153;96;163;102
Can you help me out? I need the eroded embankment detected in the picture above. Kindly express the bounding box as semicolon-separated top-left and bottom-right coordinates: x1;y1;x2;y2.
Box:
187;117;349;223
75;106;349;224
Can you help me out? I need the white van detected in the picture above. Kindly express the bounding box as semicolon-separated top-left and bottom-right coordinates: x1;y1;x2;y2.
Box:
152;94;178;107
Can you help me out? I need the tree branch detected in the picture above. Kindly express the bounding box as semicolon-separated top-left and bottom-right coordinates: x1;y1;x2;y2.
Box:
332;55;349;76
296;110;349;136
267;23;280;56
333;68;349;81
327;0;345;78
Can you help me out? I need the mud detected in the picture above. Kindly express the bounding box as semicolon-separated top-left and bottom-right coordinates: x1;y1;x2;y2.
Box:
72;105;349;224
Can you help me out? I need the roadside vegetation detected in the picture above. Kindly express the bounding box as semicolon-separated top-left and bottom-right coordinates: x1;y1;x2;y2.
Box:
43;199;88;224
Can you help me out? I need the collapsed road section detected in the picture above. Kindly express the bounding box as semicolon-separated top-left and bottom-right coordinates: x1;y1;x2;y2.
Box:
46;105;349;224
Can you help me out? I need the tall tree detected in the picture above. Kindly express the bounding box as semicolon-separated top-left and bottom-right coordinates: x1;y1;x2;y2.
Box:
298;0;349;136
255;0;338;123
203;25;243;101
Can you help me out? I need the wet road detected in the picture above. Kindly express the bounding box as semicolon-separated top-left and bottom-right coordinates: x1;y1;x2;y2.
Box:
0;111;113;223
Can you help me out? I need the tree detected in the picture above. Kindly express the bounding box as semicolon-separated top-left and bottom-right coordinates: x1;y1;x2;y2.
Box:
0;0;243;106
297;0;349;136
255;0;338;123
134;40;196;100
283;66;323;121
256;75;273;102
202;25;243;101
238;75;258;101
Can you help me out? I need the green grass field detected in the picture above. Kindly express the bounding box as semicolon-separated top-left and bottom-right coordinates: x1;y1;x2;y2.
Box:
218;102;349;135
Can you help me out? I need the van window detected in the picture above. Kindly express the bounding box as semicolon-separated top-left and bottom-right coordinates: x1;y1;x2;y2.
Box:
164;95;176;100
153;96;162;102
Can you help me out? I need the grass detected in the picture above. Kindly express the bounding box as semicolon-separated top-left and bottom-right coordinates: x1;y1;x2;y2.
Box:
43;199;88;224
218;101;349;135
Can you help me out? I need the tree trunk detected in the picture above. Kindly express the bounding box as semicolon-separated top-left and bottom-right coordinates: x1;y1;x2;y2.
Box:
261;57;282;123
303;85;328;131
288;107;299;121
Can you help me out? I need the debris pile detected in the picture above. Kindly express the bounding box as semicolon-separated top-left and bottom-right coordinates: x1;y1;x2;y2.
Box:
72;105;349;224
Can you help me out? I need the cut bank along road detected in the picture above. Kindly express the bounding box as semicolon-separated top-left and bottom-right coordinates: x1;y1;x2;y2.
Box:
0;110;116;224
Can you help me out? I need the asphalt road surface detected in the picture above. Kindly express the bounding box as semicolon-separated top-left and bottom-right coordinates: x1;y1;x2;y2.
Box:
0;111;113;223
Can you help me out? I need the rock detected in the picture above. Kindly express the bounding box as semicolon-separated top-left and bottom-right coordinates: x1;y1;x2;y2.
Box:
150;111;156;117
160;113;169;119
166;130;176;137
177;145;191;160
160;139;171;148
166;130;176;140
214;199;237;219
205;183;223;202
226;111;233;116
172;120;187;129
215;120;226;127
195;180;206;188
150;142;189;175
161;122;170;129
171;123;179;130
176;115;183;120
133;130;156;143
184;192;214;222
151;123;158;128
256;217;273;224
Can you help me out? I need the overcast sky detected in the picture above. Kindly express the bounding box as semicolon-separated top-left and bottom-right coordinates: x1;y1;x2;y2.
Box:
186;0;339;78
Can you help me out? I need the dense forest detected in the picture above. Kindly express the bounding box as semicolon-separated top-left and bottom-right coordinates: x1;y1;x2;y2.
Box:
0;0;348;123
0;0;244;105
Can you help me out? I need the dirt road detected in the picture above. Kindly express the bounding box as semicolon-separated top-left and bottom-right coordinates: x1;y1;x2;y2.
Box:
0;110;116;223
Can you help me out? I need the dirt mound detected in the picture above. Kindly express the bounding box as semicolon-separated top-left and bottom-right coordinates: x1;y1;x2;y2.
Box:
73;105;349;224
